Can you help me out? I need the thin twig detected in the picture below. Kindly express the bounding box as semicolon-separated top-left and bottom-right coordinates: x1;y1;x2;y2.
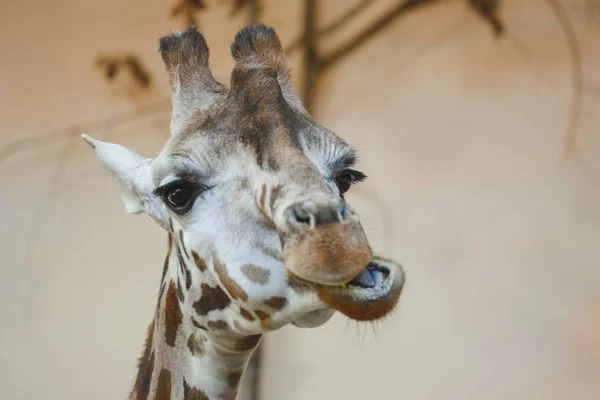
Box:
319;0;444;70
285;0;380;54
0;99;171;165
20;132;79;329
247;0;260;24
545;0;583;159
302;0;319;113
467;0;504;37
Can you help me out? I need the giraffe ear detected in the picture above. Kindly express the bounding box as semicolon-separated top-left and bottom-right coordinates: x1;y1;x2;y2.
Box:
81;134;170;228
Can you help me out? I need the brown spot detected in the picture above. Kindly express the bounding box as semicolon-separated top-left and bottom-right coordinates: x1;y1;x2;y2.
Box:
165;281;183;347
239;307;255;321
254;310;272;329
187;333;205;356
259;183;267;210
241;264;271;285
131;322;155;400
156;282;167;319
213;254;248;301
207;320;229;331
256;197;278;230
269;184;284;211
193;284;231;316
185;269;192;290
183;379;209;400
161;249;170;285
234;334;261;351
155;369;172;400
262;246;281;261
176;245;186;275
264;296;288;311
168;232;173;252
179;230;189;258
177;278;185;303
192;251;207;272
227;371;243;388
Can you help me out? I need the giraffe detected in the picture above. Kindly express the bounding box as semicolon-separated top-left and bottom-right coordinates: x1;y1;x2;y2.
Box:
82;25;405;400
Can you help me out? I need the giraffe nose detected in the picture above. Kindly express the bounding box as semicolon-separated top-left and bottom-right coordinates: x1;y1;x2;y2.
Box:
286;201;350;229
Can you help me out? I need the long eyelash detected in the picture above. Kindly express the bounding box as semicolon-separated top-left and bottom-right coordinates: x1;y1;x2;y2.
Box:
346;169;367;183
153;180;195;197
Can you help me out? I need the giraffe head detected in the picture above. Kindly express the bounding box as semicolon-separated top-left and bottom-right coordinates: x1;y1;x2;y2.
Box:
83;25;404;335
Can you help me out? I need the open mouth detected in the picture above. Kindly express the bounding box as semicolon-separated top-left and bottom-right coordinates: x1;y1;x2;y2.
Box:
312;258;405;321
348;263;390;289
281;220;404;321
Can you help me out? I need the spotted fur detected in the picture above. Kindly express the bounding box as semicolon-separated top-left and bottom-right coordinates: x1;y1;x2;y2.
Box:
85;24;404;400
191;251;207;272
155;369;172;400
239;307;255;321
183;379;209;400
264;296;288;311
187;333;205;356
165;281;183;347
192;284;231;316
241;264;270;285
213;254;248;301
130;323;155;400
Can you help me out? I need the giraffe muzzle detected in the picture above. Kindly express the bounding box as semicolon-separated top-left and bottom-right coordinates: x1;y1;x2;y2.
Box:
281;201;373;286
279;199;404;321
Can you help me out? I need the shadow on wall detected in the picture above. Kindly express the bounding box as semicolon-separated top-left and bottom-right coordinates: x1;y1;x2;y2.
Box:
0;0;599;400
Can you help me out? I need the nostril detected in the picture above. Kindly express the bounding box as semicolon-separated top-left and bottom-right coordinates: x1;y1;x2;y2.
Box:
287;201;347;228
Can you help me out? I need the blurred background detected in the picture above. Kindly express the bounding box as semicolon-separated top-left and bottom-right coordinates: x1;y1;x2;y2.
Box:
1;0;600;399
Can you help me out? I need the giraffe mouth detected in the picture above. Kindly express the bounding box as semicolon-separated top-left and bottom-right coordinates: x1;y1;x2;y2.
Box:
314;257;405;321
347;263;390;289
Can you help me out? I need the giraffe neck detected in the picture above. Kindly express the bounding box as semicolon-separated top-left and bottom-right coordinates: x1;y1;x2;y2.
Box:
130;234;261;400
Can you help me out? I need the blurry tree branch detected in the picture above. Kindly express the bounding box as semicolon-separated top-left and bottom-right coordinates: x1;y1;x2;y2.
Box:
545;0;583;159
468;0;504;36
2;0;587;165
171;0;208;27
319;0;447;70
285;0;379;54
0;100;171;164
95;54;152;89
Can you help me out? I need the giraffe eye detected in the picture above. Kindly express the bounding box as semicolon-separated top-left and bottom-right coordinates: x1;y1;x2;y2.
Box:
335;173;353;194
167;186;193;207
335;169;367;195
154;180;205;214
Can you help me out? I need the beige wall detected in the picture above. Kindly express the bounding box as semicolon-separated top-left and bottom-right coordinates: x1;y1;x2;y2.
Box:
1;1;599;399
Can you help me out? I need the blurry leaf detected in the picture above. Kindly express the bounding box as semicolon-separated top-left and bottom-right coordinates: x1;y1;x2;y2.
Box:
124;55;152;88
468;0;504;36
170;0;208;27
94;55;152;89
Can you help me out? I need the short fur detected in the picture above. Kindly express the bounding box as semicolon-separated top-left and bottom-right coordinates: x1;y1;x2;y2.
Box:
83;25;405;400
